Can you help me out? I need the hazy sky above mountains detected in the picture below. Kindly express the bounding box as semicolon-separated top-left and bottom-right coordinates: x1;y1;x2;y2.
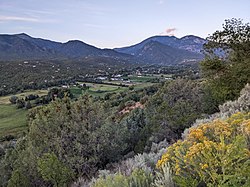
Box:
0;0;249;48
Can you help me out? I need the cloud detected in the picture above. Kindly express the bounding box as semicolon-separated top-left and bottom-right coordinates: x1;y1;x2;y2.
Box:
27;9;55;15
160;28;177;36
0;15;39;22
83;23;106;29
158;0;165;4
0;15;57;23
166;28;177;33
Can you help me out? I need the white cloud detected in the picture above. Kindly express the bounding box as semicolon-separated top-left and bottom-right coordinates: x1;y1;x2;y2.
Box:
158;0;165;4
0;15;58;23
83;23;106;29
0;15;39;22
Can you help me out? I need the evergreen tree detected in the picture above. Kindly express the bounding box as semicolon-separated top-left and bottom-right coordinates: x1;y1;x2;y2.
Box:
201;18;250;112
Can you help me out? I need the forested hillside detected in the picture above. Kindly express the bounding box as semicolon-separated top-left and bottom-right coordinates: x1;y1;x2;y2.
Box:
0;19;249;187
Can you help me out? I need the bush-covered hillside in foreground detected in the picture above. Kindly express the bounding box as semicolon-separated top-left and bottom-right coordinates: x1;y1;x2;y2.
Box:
74;84;250;187
0;18;249;187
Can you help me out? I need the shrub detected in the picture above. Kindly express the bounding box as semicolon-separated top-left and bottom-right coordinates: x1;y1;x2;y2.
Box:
25;94;39;101
75;140;168;187
154;164;175;187
157;112;250;187
128;169;154;187
37;152;74;187
71;177;89;187
111;139;168;176
7;169;30;187
146;79;204;143
9;96;18;104
25;101;32;109
2;95;131;185
183;83;250;139
16;99;25;109
91;173;128;187
91;169;153;187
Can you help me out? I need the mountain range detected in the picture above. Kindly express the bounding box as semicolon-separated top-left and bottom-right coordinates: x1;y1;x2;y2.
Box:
0;33;206;65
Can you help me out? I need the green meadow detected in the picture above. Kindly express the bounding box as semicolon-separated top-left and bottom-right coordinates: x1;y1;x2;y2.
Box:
0;104;27;139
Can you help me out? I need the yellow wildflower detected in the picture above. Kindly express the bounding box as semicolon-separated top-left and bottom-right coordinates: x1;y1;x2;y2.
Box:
201;164;208;169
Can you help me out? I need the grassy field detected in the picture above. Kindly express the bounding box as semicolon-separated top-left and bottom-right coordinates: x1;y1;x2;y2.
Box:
0;104;28;138
70;87;83;98
126;75;157;82
133;82;155;90
144;74;173;78
0;89;48;139
74;75;161;98
0;90;48;105
72;83;129;98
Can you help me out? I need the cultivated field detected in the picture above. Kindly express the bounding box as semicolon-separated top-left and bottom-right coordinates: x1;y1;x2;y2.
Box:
72;82;128;98
0;90;48;139
0;104;27;139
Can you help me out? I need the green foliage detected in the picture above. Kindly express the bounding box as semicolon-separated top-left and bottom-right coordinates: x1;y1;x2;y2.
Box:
92;169;153;187
7;169;30;187
25;101;32;109
37;153;74;187
0;95;133;185
201;18;250;112
129;85;135;90
26;95;128;177
9;96;18;104
87;140;169;187
0;149;17;186
16;99;25;109
92;173;128;187
48;87;73;100
204;18;250;58
154;164;175;187
128;169;154;187
122;108;149;153
183;83;250;139
145;79;204;143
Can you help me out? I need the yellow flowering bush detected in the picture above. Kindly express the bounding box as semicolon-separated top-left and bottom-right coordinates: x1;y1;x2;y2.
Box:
157;112;250;187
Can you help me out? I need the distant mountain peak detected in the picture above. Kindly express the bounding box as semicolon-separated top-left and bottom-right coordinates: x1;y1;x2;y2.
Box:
0;33;205;65
16;33;30;36
15;33;32;39
0;33;133;61
66;40;84;44
152;35;178;39
180;35;206;43
114;34;206;65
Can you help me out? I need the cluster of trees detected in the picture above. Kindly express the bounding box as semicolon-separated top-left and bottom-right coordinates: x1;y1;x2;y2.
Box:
9;88;72;110
9;95;33;109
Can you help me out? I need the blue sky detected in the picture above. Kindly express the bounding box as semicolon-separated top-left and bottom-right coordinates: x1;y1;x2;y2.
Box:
0;0;249;48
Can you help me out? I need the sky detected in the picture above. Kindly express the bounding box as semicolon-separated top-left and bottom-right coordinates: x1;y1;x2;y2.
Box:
0;0;249;48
